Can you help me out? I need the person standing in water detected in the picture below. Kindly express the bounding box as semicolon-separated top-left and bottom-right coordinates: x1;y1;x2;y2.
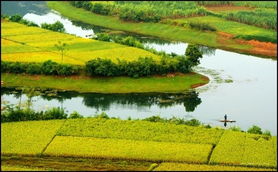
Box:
224;114;227;121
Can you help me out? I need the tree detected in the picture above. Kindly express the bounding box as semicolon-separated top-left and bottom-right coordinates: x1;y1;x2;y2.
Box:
55;41;68;64
185;44;203;67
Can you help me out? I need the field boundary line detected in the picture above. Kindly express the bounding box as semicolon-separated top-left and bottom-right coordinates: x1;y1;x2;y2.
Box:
40;119;67;156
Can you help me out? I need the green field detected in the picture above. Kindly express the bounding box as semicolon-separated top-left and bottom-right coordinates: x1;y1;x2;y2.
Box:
1;72;208;93
170;16;276;43
1;21;159;65
47;1;277;58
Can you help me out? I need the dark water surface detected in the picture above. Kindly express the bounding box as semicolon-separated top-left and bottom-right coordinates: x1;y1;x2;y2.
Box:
1;1;277;134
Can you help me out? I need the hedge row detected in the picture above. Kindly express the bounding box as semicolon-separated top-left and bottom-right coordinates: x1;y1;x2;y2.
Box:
1;60;82;76
85;57;195;78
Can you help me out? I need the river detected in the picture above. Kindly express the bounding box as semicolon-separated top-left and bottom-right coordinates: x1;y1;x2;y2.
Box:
1;1;277;134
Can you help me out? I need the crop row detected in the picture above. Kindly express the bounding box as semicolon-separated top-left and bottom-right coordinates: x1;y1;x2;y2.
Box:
44;136;212;163
222;9;277;30
56;118;224;145
210;130;277;168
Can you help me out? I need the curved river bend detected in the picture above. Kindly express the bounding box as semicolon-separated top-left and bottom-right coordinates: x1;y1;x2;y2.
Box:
1;1;277;134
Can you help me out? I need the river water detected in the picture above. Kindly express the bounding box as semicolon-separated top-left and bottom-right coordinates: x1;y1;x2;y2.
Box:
1;1;277;134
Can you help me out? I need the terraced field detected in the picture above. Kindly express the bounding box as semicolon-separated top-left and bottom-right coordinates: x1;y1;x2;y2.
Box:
1;21;159;65
1;118;277;171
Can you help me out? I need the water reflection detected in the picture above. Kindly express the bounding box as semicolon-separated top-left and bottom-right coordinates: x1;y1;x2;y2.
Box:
1;1;50;16
1;88;202;114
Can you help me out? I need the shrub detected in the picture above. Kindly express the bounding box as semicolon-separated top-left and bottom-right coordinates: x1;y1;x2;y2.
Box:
185;44;203;67
26;63;42;74
41;21;65;32
41;60;58;75
184;119;201;126
189;22;217;32
262;130;271;136
69;111;84;119
247;125;263;134
1;60;81;76
43;107;67;120
143;116;166;123
9;14;22;22
19;19;39;27
95;112;110;119
229;126;241;132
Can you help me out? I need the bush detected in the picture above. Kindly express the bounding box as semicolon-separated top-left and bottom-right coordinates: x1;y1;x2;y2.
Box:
185;44;203;67
43;107;67;120
26;63;42;74
9;14;22;22
189;22;217;32
19;19;39;27
229;126;241;132
95;112;110;119
143;116;166;123
247;125;263;134
69;111;84;119
41;60;58;75
41;21;65;32
184;119;201;126
1;60;81;76
262;130;271;136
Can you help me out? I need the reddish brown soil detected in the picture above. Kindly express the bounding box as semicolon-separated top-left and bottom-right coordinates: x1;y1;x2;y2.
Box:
236;39;277;57
217;31;277;58
191;83;207;89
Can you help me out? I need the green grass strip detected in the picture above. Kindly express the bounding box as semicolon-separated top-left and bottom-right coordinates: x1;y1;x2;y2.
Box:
44;136;213;163
1;120;65;155
1;73;208;93
210;130;277;168
154;162;276;171
57;118;223;145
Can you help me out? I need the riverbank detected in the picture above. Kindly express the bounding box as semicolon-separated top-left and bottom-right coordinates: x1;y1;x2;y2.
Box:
1;118;277;171
1;73;209;93
47;1;277;58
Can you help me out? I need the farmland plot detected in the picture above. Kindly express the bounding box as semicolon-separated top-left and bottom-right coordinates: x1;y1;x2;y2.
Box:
1;21;159;65
44;136;212;163
1;120;65;155
57;118;224;145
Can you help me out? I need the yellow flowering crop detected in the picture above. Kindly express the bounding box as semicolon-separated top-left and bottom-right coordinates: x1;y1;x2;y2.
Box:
210;130;277;168
57;118;224;145
1;120;65;155
44;136;212;163
154;162;276;171
1;21;159;65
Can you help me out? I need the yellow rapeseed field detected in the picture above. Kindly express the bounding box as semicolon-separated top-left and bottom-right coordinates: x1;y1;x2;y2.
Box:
154;162;276;171
1;120;65;155
1;21;159;65
210;130;277;168
44;136;213;163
